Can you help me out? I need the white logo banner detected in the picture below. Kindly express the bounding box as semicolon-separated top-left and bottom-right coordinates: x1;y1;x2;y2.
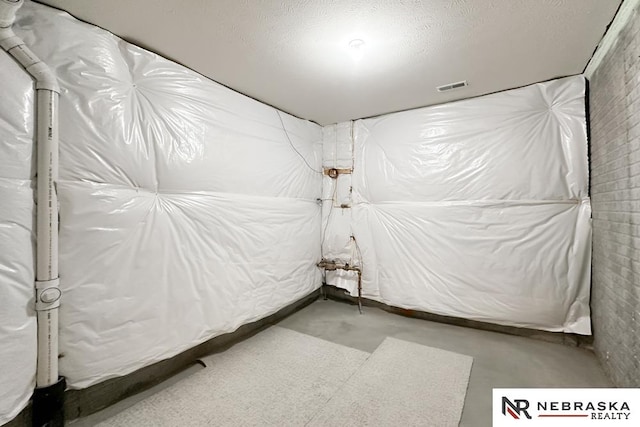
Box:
493;389;640;426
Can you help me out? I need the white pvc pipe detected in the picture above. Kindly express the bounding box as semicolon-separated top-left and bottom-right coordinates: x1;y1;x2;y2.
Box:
35;88;60;387
0;0;61;389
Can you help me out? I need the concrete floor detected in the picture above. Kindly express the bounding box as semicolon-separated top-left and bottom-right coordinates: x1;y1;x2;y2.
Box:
70;299;611;426
279;300;612;427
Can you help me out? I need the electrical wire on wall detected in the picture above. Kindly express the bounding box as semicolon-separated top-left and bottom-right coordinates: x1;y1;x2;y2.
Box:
276;110;322;174
349;120;363;271
352;234;364;270
320;182;338;251
320;123;349;253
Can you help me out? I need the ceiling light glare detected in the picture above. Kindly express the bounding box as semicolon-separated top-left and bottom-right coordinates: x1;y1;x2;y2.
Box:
348;39;365;60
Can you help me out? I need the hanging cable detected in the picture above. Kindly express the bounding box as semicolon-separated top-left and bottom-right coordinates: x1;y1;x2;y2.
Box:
320;181;338;250
352;235;364;269
276;110;322;174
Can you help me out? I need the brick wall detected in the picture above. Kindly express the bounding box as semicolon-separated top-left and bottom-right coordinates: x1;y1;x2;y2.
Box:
589;2;640;387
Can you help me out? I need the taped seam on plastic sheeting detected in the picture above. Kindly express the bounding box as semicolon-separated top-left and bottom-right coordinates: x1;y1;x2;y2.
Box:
351;199;583;207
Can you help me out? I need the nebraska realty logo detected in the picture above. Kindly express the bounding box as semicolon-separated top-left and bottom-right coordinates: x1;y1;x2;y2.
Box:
493;389;640;426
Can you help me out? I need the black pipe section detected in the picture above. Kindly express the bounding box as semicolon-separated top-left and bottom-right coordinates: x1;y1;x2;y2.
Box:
32;377;65;427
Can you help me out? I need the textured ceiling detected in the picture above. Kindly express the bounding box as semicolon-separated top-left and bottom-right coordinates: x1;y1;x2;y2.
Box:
37;0;620;125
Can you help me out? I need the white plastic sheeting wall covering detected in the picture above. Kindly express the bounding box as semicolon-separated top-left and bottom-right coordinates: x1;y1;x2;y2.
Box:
0;37;37;426
323;76;591;334
0;1;322;421
0;2;592;424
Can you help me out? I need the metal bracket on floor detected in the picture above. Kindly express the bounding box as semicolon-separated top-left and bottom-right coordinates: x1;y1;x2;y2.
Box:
317;260;363;314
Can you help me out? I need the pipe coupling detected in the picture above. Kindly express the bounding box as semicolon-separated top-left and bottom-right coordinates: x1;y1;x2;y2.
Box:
35;278;61;311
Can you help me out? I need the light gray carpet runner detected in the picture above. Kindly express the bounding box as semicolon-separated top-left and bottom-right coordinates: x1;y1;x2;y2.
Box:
97;326;472;426
308;337;473;426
